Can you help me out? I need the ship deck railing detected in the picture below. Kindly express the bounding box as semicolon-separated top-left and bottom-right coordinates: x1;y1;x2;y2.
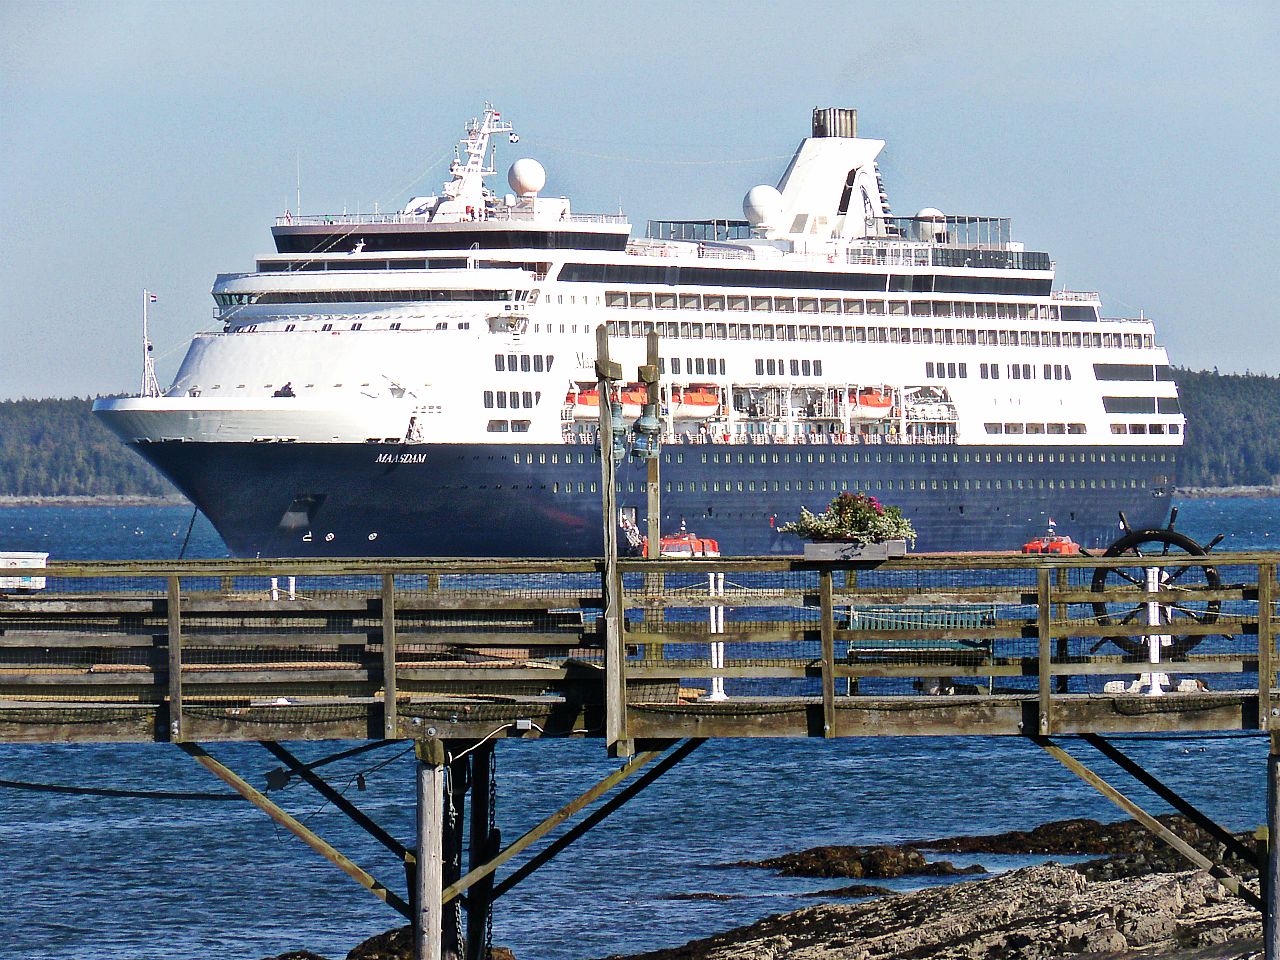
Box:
275;210;629;228
0;551;1273;745
560;430;956;446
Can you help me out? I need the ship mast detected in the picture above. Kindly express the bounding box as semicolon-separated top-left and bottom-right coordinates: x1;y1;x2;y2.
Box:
141;289;160;398
435;104;515;217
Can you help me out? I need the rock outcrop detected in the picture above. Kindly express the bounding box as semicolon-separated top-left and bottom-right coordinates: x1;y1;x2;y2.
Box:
600;866;1260;960
738;845;984;879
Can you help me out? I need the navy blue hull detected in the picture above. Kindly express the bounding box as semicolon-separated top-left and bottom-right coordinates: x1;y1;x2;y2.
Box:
133;440;1176;557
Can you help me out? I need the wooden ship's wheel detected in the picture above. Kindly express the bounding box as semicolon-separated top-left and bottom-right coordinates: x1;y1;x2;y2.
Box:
1089;509;1224;659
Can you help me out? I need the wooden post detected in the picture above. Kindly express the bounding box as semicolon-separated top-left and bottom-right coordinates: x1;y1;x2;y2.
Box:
820;568;837;737
1270;732;1280;958
1261;563;1275;732
596;324;628;754
167;575;183;742
382;573;398;740
1054;566;1069;694
465;741;496;960
643;330;662;559
1037;567;1053;737
416;739;447;960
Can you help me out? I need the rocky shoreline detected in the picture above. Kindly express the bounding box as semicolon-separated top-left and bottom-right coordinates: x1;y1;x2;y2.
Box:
1173;485;1280;499
0;494;188;507
263;816;1263;960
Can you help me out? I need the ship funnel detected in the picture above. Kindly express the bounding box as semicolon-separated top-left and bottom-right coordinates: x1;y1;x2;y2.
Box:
812;107;857;138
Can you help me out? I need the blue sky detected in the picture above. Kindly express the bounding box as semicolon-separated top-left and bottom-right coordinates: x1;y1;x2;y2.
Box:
2;0;1276;399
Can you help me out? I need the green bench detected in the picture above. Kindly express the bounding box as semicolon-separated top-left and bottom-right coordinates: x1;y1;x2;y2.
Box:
845;607;996;694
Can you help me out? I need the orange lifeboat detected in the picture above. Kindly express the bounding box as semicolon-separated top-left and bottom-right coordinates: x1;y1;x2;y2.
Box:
640;530;721;558
567;383;649;420
670;384;720;419
1021;534;1080;555
848;387;894;422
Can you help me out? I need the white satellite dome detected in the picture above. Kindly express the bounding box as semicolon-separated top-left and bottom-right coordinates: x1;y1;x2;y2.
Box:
916;206;945;220
507;158;546;197
743;184;784;228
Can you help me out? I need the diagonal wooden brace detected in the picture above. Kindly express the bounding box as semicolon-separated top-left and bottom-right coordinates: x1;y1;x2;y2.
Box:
1032;735;1261;912
179;742;411;918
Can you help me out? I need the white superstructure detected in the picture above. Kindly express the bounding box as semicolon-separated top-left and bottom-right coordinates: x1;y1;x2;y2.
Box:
92;104;1182;558
98;105;1181;453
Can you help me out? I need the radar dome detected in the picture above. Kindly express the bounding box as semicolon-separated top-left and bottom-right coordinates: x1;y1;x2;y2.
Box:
743;185;783;228
507;159;546;197
916;207;945;220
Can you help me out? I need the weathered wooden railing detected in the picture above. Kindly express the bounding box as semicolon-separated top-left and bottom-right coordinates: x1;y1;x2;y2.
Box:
0;554;1274;746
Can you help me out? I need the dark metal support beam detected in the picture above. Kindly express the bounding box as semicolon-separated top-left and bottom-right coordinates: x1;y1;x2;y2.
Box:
491;738;704;901
465;740;497;960
1268;732;1279;958
441;743;672;906
442;746;468;960
261;741;412;862
178;742;410;918
263;739;399;791
1081;734;1256;863
1033;735;1261;911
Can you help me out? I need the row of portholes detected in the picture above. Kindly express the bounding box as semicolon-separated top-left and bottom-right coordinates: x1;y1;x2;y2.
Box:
299;531;379;542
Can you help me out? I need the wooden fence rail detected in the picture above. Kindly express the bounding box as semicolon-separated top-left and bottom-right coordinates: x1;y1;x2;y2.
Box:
0;553;1274;745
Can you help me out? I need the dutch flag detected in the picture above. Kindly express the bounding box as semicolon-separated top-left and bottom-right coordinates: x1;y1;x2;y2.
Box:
147;292;157;303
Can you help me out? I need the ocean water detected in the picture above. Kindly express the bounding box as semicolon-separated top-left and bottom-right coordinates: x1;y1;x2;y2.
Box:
0;499;1273;960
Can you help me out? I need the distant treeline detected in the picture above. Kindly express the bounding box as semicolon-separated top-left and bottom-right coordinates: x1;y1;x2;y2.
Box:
0;398;174;497
1174;368;1280;486
0;371;1276;495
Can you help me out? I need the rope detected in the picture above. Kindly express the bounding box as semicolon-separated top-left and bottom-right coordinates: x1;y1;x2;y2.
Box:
0;777;238;801
177;504;199;560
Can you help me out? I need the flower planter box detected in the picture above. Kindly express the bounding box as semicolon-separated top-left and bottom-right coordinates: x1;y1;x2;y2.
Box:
802;539;908;561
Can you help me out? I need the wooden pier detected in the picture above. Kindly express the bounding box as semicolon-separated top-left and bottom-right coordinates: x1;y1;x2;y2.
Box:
1;550;1276;958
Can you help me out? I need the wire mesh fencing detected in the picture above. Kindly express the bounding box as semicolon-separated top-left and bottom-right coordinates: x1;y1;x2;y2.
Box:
0;555;1273;728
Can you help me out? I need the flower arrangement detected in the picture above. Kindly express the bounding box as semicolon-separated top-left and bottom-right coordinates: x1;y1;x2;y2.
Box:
779;492;917;546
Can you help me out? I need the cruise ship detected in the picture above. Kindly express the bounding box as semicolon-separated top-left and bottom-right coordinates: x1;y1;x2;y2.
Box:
94;105;1182;557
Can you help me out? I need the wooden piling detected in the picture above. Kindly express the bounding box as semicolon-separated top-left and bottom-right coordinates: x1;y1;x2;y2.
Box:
416;739;447;960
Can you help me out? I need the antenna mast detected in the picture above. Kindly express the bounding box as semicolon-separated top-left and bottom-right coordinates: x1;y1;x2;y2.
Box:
141;289;160;398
